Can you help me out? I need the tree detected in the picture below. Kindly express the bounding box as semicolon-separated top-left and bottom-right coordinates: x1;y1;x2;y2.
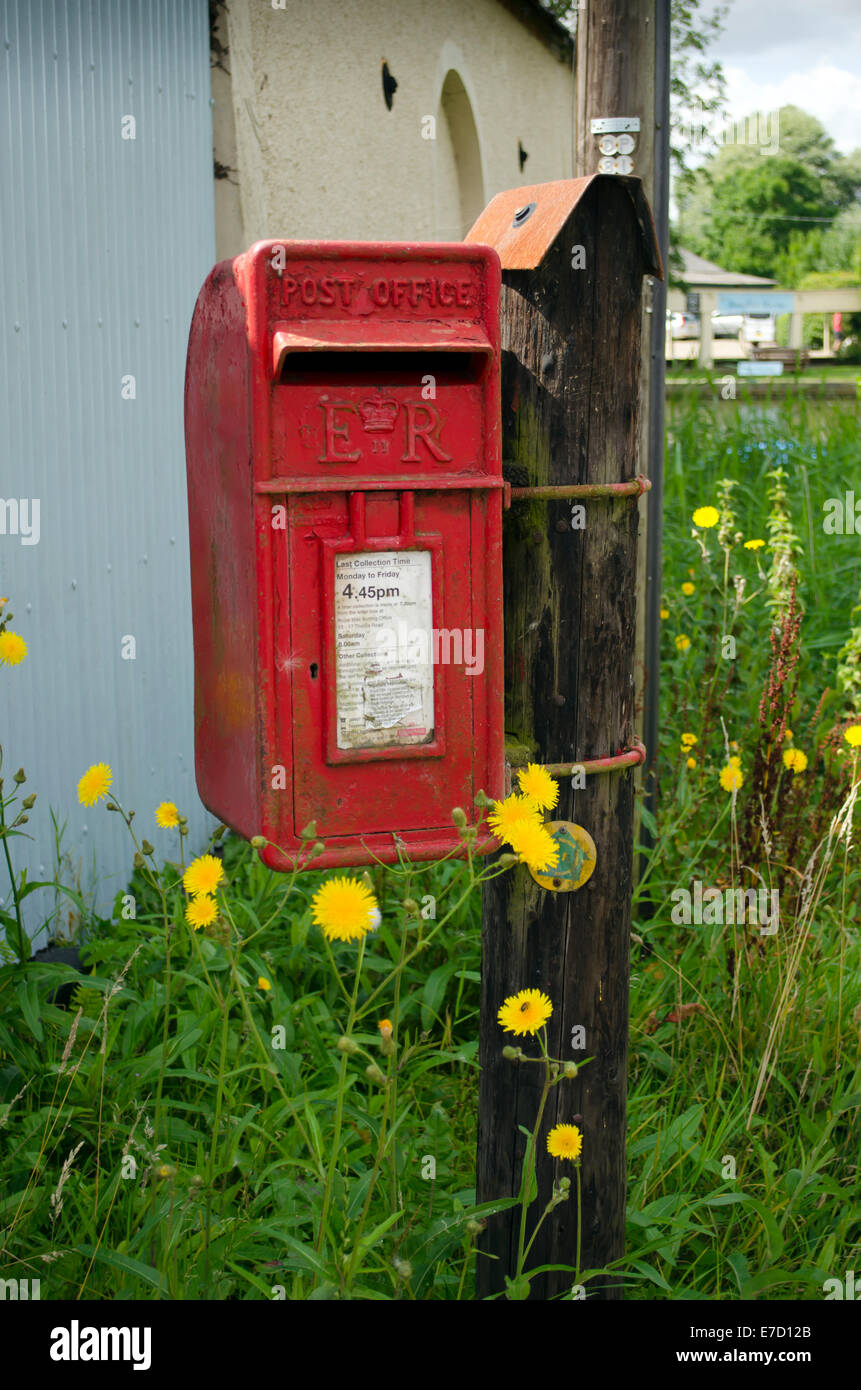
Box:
678;106;861;283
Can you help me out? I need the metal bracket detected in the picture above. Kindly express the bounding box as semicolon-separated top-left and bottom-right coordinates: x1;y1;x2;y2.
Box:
508;740;646;780
502;475;651;509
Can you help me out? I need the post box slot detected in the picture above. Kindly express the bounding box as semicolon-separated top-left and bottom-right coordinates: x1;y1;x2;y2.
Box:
276;349;487;386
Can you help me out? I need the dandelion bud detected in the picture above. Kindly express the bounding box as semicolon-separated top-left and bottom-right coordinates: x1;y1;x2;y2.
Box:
380;1035;396;1058
250;834;266;849
133;852;145;869
13;767;26;784
311;841;326;856
474;789;491;807
392;1258;412;1281
563;1062;579;1079
14;814;28;826
499;853;520;868
21;793;37;810
299;819;317;840
558;1176;571;1192
462;827;477;844
365;1063;387;1085
141;839;155;857
106;801;122;811
466;1218;485;1236
211;822;225;840
190;1174;205;1188
155;1164;176;1181
336;1035;360;1054
502;1045;520;1062
402;897;419;914
451;806;468;828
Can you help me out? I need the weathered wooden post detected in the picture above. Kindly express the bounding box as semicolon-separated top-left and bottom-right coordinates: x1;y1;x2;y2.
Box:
466;177;662;1300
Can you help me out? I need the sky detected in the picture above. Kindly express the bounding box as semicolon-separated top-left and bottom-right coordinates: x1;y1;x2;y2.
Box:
706;0;861;153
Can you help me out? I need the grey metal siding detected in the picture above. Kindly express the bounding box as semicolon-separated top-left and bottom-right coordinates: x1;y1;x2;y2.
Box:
1;0;216;941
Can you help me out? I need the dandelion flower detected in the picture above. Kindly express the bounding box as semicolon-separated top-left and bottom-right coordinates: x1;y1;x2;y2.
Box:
681;582;695;596
0;631;27;666
686;757;697;770
487;793;541;842
674;634;691;652
186;895;217;930
744;539;765;550
517;763;559;812
660;607;669;620
729;755;741;769
783;748;808;773
719;762;743;792
692;506;719;529
155;801;180;828
378;1018;393;1039
498;988;553;1036
547;1123;583;1162
311;877;379;943
783;729;793;743
508;819;560;873
680;733;697;750
257;976;272;991
183;853;225;897
844;726;861;748
78;762;113;806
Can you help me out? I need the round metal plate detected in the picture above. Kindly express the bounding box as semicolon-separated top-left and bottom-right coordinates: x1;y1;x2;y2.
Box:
529;821;597;893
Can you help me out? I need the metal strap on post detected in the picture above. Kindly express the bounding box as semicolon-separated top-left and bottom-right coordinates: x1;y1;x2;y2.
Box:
503;475;651;508
507;740;647;778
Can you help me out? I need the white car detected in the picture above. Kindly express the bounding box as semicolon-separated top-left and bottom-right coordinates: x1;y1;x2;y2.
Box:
742;313;776;344
669;311;700;339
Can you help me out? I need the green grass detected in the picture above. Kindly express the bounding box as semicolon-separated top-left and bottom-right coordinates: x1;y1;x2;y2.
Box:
1;392;860;1300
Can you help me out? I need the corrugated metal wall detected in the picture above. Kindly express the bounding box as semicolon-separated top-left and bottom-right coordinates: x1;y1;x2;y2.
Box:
0;0;216;942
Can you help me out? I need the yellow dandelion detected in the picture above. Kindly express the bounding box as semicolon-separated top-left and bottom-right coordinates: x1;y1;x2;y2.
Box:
507;819;560;872
744;538;765;550
186;895;218;930
692;506;719;528
183;853;225;897
378;1018;393;1039
517;763;559;812
487;792;541;843
155;801;180;829
719;762;743;792
681;582;695;596
680;733;697;749
547;1123;583;1162
497;988;553;1037
0;630;27;666
729;755;741;768
311;877;379;943
783;748;808;773
686;757;697;770
729;740;739;751
77;762;113;807
257;976;272;991
675;634;691;652
660;607;669;620
783;729;793;743
844;725;861;748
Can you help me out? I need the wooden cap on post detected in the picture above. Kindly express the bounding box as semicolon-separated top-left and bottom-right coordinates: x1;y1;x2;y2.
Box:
466;174;663;277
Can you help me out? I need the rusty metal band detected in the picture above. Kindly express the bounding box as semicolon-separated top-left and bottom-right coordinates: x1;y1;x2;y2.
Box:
503;474;651;507
508;740;646;776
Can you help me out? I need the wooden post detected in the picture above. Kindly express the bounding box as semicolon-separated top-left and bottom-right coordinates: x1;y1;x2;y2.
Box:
467;176;661;1301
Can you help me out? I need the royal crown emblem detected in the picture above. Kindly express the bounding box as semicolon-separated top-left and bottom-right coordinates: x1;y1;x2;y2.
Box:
359;396;398;433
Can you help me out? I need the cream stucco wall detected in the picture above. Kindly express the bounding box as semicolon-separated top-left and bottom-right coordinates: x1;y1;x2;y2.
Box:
213;0;573;258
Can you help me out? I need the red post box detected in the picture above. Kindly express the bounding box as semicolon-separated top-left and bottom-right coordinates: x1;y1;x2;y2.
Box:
184;241;504;870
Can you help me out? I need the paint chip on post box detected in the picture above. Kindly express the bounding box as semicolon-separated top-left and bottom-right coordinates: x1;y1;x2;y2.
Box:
185;241;504;870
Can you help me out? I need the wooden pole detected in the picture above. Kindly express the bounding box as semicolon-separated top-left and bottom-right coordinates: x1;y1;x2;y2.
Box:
573;0;669;855
467;176;661;1300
